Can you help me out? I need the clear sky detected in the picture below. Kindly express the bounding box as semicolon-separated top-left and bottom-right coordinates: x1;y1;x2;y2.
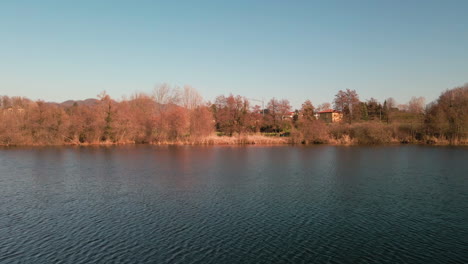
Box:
1;0;467;108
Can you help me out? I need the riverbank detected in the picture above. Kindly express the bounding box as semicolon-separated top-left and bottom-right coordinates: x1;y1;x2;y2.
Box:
1;134;466;147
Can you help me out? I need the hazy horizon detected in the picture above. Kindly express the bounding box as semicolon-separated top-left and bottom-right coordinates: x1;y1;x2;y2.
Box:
1;1;467;108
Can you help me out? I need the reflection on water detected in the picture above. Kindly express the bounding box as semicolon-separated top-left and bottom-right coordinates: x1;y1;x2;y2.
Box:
0;145;467;263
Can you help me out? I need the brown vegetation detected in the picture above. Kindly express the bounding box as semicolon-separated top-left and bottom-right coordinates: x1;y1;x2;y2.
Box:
0;84;467;146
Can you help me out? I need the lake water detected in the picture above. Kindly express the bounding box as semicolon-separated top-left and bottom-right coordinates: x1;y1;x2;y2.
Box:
0;145;467;263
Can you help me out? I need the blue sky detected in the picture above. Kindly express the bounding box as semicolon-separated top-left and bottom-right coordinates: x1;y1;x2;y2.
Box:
1;0;467;108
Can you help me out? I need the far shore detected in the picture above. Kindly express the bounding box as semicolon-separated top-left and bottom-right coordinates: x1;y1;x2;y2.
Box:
2;85;466;148
1;134;466;147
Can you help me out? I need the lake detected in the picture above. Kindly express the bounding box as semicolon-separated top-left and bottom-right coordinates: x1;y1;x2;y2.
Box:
0;145;467;263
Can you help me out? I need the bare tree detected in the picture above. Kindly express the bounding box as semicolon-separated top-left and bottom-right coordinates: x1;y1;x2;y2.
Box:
334;89;360;123
190;105;214;138
153;83;180;105
397;104;409;112
182;85;203;110
213;94;250;136
385;97;396;110
408;96;425;114
265;98;292;132
316;102;331;112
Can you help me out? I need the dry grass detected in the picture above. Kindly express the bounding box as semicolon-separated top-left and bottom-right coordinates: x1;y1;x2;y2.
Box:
190;134;290;145
2;132;466;147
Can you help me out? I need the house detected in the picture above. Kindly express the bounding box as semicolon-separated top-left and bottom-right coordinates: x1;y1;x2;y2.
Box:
317;109;343;123
282;111;296;120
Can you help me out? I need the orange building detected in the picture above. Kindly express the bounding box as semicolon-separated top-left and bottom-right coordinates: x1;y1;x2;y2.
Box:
317;109;343;123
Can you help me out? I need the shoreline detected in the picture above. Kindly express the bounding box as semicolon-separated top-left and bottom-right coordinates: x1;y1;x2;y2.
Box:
1;135;466;148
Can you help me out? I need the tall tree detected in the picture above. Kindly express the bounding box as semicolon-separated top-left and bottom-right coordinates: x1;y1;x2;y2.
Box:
333;89;360;123
408;96;425;114
213;94;250;136
426;84;467;143
266;98;292;132
98;91;115;142
316;102;331;112
300;100;315;121
182;85;203;110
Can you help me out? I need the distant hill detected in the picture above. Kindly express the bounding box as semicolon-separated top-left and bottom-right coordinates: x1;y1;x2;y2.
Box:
60;98;100;107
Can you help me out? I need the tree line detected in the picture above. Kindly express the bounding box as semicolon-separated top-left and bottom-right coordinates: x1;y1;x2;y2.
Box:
0;83;466;146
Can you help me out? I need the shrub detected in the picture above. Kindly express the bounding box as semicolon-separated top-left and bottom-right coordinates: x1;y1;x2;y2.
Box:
349;122;392;144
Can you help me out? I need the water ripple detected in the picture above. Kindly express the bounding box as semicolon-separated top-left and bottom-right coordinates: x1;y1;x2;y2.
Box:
0;146;467;263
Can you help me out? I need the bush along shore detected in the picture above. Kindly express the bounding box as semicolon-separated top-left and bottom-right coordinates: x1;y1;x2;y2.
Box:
1;84;467;146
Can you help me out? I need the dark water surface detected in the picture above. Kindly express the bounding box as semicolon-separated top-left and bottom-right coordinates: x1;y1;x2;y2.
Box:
0;145;467;263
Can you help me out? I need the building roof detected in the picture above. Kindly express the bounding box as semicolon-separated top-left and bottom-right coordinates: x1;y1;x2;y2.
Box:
318;109;341;114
